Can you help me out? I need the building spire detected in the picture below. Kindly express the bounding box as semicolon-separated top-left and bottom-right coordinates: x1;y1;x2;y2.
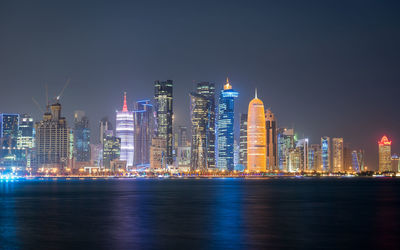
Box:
224;77;232;90
122;92;128;112
255;88;258;99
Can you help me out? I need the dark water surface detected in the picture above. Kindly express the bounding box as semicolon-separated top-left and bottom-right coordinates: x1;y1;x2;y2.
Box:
1;178;400;249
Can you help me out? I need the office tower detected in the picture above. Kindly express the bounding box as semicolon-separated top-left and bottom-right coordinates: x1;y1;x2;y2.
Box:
239;113;248;168
0;113;19;158
74;111;91;162
234;140;239;167
17;114;35;168
265;109;277;171
308;144;321;171
177;146;191;168
177;126;189;147
217;78;238;171
332;138;344;172
90;144;103;166
296;138;309;171
99;117;113;144
351;150;364;173
190;92;208;171
150;137;167;169
277;128;295;172
247;90;266;172
288;148;301;172
35;102;68;166
154;80;173;165
68;129;74;161
321;136;331;172
378;135;392;172
343;143;353;172
391;154;399;172
103;135;121;169
116;92;134;167
197;82;216;169
134;100;155;167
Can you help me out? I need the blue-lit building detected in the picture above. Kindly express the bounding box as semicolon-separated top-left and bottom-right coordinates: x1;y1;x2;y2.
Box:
321;136;331;172
74;111;91;162
134;99;155;167
217;78;238;171
277;128;295;171
0;113;20;159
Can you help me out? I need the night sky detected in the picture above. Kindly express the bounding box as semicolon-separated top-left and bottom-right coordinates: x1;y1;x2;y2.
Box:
1;0;399;169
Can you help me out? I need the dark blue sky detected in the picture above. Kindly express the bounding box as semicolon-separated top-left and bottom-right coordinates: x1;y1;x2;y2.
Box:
1;0;399;169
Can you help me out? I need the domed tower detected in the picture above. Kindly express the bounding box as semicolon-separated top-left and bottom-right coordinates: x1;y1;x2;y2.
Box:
247;89;266;172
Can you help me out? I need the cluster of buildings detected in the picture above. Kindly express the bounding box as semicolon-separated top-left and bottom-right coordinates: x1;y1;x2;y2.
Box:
1;79;399;175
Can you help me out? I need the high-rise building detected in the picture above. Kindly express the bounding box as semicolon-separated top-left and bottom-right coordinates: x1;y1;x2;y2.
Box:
296;138;309;172
0;113;19;158
190;92;208;171
308;144;321;171
239;113;248;168
154;80;173;165
321;136;331;172
74;111;91;162
351;150;364;173
103;135;121;169
217;78;238;171
17;114;35;168
265;109;277;171
277;128;295;172
99;117;113;144
177;126;189;147
90;143;103;166
150;137;167;169
116;92;134;167
247;90;266;172
343;143;353;172
391;154;399;172
68;129;74;162
378;135;392;172
133;100;155;167
332;138;344;172
35;103;69;167
197;82;216;169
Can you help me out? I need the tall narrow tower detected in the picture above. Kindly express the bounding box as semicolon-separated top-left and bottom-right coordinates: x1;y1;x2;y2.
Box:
265;109;277;171
116;92;134;167
217;78;238;171
247;89;266;172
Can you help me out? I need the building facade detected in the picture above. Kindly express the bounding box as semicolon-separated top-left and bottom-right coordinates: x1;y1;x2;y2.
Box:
265;109;277;171
277;128;295;172
239;113;248;168
103;135;121;169
321;136;331;172
74;111;91;162
217;78;238;171
332;138;344;172
190;93;208;171
378;135;392;172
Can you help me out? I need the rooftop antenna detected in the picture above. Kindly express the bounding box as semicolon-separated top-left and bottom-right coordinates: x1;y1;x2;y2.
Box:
45;83;49;112
255;88;258;99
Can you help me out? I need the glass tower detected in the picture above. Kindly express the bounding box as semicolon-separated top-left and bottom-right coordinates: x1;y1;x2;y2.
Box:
321;136;331;172
116;92;134;167
74;111;91;162
378;135;392;172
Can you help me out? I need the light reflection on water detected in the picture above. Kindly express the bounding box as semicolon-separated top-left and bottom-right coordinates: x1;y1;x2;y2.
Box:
0;178;400;249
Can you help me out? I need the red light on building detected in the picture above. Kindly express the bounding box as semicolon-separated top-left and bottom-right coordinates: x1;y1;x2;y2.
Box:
378;135;392;146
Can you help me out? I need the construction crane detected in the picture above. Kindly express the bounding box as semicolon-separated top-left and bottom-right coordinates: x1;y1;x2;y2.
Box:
55;77;70;102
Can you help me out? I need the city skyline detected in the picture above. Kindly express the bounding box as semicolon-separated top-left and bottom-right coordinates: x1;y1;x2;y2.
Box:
1;0;400;168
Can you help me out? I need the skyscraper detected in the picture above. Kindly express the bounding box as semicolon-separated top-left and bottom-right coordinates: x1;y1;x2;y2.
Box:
116;92;134;167
247;90;266;172
239;113;248;168
265;109;277;171
332;138;344;172
150;137;167;170
0;113;19;158
296;138;309;172
217;78;238;171
321;136;331;172
308;144;321;171
391;154;399;172
103;135;121;169
35;102;69;167
17;114;35;168
74;111;91;162
378;135;392;172
177;126;189;147
197;82;216;169
277;128;295;172
99;117;113;144
154;80;173;165
133;99;155;167
190;92;208;171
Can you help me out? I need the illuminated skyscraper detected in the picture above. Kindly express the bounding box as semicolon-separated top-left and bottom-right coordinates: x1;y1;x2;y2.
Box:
343;143;353;172
103;135;121;169
391;154;399;172
239;113;248;168
0;113;19;158
177;126;189;147
332;138;344;172
197;82;216;169
378;135;392;172
277;128;295;172
308;144;321;171
99;117;113;144
217;78;238;171
133;99;155;167
35;102;69;166
74;111;91;162
190;92;208;171
116;92;134;167
296;138;309;171
247;90;266;172
321;136;331;172
17;114;35;168
154;80;173;165
150;137;167;169
265;109;277;171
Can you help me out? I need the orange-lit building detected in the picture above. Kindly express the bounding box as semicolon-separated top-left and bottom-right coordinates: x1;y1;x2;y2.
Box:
378;135;392;172
247;90;266;172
